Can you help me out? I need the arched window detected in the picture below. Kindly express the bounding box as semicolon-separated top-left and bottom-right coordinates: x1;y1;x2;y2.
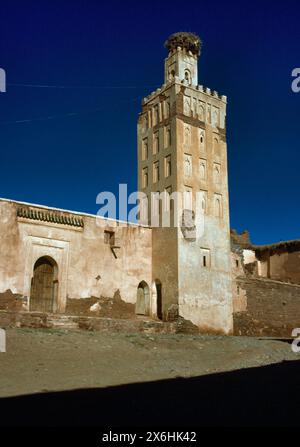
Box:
153;132;159;154
199;105;205;121
184;188;193;210
169;69;175;81
184;125;191;146
184;154;192;177
215;196;222;217
213;164;220;183
212;110;219;127
199;162;206;180
207;105;211;123
199;190;207;214
199;129;205;150
154;105;159;125
213;137;220;155
184;69;191;84
165;100;171;118
165;127;171;148
184;96;191;116
193;98;197;116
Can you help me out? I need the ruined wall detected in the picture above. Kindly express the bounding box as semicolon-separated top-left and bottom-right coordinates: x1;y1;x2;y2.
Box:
0;200;152;314
231;235;300;336
256;250;300;285
234;276;300;337
232;229;300;286
230;229;251;248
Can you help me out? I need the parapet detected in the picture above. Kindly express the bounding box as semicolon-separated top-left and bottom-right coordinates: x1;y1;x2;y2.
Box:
143;81;227;105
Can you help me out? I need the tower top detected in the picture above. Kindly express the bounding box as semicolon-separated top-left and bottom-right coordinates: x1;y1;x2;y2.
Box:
164;32;201;85
164;32;201;57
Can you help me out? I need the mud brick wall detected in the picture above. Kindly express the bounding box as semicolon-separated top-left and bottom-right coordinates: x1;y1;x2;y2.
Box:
234;277;300;337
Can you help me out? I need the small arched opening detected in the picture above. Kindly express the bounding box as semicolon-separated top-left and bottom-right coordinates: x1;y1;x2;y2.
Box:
215;198;221;217
169;69;175;80
30;256;58;313
184;69;191;85
213;137;220;156
136;281;150;316
155;279;163;320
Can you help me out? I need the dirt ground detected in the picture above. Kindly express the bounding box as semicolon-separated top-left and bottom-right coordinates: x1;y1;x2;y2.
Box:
0;328;298;398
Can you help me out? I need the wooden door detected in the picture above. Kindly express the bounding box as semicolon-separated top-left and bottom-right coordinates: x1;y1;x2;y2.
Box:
30;257;56;312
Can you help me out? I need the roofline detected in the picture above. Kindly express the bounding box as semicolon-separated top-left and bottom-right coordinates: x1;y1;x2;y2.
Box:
0;197;150;229
252;239;300;252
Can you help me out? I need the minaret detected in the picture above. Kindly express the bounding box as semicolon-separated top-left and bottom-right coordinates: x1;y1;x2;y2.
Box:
137;32;233;334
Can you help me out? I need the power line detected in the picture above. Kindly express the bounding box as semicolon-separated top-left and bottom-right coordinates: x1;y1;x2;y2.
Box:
1;81;157;125
0;95;141;125
8;83;157;89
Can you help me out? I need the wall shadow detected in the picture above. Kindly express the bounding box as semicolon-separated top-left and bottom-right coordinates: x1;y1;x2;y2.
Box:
1;360;300;426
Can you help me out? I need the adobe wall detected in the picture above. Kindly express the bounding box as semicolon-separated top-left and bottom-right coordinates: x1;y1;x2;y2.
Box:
234;276;300;337
0;200;152;314
257;250;300;285
151;227;179;320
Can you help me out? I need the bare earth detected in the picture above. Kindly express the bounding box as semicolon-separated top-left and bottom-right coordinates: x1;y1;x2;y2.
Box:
0;328;297;398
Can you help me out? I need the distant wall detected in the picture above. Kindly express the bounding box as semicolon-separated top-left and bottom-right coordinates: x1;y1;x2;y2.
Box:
257;251;300;285
234;277;300;337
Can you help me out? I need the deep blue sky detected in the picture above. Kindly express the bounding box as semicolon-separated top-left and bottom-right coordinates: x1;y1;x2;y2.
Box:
0;0;299;244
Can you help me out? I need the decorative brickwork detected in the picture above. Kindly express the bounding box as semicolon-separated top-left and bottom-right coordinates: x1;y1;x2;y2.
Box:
17;207;84;227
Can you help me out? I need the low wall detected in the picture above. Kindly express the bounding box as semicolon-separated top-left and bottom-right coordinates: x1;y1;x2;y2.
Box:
0;310;200;334
234;277;300;337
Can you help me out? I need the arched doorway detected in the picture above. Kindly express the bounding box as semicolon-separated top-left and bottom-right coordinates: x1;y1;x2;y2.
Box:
135;281;150;316
155;279;162;320
30;256;58;313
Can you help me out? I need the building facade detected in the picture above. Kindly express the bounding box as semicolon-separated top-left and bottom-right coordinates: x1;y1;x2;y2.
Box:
0;199;152;315
0;32;236;334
